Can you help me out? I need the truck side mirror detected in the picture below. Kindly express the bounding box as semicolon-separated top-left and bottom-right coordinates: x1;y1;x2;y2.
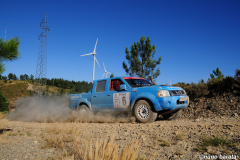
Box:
120;84;127;91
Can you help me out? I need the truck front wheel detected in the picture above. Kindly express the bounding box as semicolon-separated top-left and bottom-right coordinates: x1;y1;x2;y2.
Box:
133;100;158;123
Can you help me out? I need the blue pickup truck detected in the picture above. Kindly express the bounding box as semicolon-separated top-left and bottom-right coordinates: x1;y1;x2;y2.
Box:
70;77;189;123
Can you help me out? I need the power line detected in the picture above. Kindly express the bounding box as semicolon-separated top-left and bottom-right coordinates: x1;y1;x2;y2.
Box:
49;32;85;55
0;26;39;31
0;22;39;28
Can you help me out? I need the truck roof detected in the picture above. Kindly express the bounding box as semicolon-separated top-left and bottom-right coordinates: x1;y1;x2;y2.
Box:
122;77;145;79
93;77;146;82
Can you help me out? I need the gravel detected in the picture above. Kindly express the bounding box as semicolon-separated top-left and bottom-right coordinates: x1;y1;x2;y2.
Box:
1;116;240;160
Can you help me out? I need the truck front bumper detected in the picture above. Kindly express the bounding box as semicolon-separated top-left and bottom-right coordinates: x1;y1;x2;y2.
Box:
155;95;189;111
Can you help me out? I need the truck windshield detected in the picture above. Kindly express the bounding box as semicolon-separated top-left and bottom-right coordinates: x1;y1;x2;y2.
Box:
124;79;153;87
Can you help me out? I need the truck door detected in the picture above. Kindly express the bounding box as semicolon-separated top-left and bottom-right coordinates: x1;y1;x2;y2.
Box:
105;79;131;111
91;80;107;111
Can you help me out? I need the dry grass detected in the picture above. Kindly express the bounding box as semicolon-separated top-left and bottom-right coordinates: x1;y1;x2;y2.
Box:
171;133;185;145
43;123;153;160
0;113;8;130
175;151;183;155
0;80;29;101
0;80;68;108
175;133;185;141
43;123;81;149
0;112;5;119
160;141;170;147
0;133;13;144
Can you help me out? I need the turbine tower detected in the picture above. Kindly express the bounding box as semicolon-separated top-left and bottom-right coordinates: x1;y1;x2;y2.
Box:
81;39;100;83
4;27;7;41
34;14;50;97
102;62;111;78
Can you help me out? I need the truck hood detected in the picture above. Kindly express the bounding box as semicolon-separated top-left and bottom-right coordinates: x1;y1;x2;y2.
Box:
134;85;183;91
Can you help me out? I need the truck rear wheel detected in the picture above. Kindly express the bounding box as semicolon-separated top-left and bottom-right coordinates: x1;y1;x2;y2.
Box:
134;100;158;123
162;109;182;120
79;105;93;117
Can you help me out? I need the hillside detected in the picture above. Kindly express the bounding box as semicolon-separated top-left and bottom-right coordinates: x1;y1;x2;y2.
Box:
0;80;64;108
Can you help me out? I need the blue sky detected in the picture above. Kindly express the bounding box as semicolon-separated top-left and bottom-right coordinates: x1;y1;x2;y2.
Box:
0;0;239;85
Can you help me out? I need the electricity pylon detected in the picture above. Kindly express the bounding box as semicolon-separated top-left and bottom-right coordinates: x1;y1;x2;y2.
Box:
34;14;50;97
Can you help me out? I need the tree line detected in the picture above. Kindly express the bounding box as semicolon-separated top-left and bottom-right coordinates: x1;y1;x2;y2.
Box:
1;73;34;80
46;78;93;93
1;73;93;94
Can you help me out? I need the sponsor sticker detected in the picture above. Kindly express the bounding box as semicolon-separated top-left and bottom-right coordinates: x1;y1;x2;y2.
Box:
113;92;130;108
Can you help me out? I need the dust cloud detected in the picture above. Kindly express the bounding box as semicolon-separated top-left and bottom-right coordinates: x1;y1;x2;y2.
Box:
7;95;135;123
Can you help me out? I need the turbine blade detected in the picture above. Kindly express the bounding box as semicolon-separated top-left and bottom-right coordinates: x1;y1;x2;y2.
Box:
94;38;98;53
103;62;106;70
107;72;112;74
81;53;93;56
102;73;105;79
95;57;100;67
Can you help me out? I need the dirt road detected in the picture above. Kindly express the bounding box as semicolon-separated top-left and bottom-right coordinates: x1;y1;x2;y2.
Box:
0;116;239;160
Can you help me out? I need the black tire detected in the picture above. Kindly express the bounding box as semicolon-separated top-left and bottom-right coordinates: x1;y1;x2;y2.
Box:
162;109;182;120
133;100;158;123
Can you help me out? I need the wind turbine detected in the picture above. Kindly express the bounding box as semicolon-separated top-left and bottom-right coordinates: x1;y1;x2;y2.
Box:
102;62;111;78
81;39;100;83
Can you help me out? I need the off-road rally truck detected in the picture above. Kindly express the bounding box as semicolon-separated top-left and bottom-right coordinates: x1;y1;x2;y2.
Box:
70;77;189;123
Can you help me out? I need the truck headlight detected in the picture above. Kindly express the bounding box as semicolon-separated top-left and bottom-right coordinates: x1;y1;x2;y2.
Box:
158;90;170;97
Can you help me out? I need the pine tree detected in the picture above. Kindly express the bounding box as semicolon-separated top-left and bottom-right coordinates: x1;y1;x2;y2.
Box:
13;74;17;80
30;74;34;80
0;37;20;74
23;74;29;80
210;67;224;79
8;73;13;80
122;36;162;80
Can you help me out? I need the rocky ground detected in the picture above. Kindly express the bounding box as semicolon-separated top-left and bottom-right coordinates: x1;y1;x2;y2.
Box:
181;93;240;119
0;93;239;160
0;115;239;160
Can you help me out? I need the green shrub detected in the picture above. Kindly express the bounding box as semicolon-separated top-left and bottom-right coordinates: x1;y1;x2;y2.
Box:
196;135;234;152
202;135;228;147
0;91;10;112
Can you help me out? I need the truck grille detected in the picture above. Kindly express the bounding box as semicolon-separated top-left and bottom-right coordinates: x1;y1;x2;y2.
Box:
177;100;186;104
170;90;186;96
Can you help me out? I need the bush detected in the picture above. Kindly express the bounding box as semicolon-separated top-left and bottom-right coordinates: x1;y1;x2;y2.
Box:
0;91;10;112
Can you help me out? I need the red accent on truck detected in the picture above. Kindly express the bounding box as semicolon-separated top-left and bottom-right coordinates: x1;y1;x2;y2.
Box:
122;77;145;79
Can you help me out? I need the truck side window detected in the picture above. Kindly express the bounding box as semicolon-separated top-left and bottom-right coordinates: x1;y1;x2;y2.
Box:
110;79;124;91
96;80;106;92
